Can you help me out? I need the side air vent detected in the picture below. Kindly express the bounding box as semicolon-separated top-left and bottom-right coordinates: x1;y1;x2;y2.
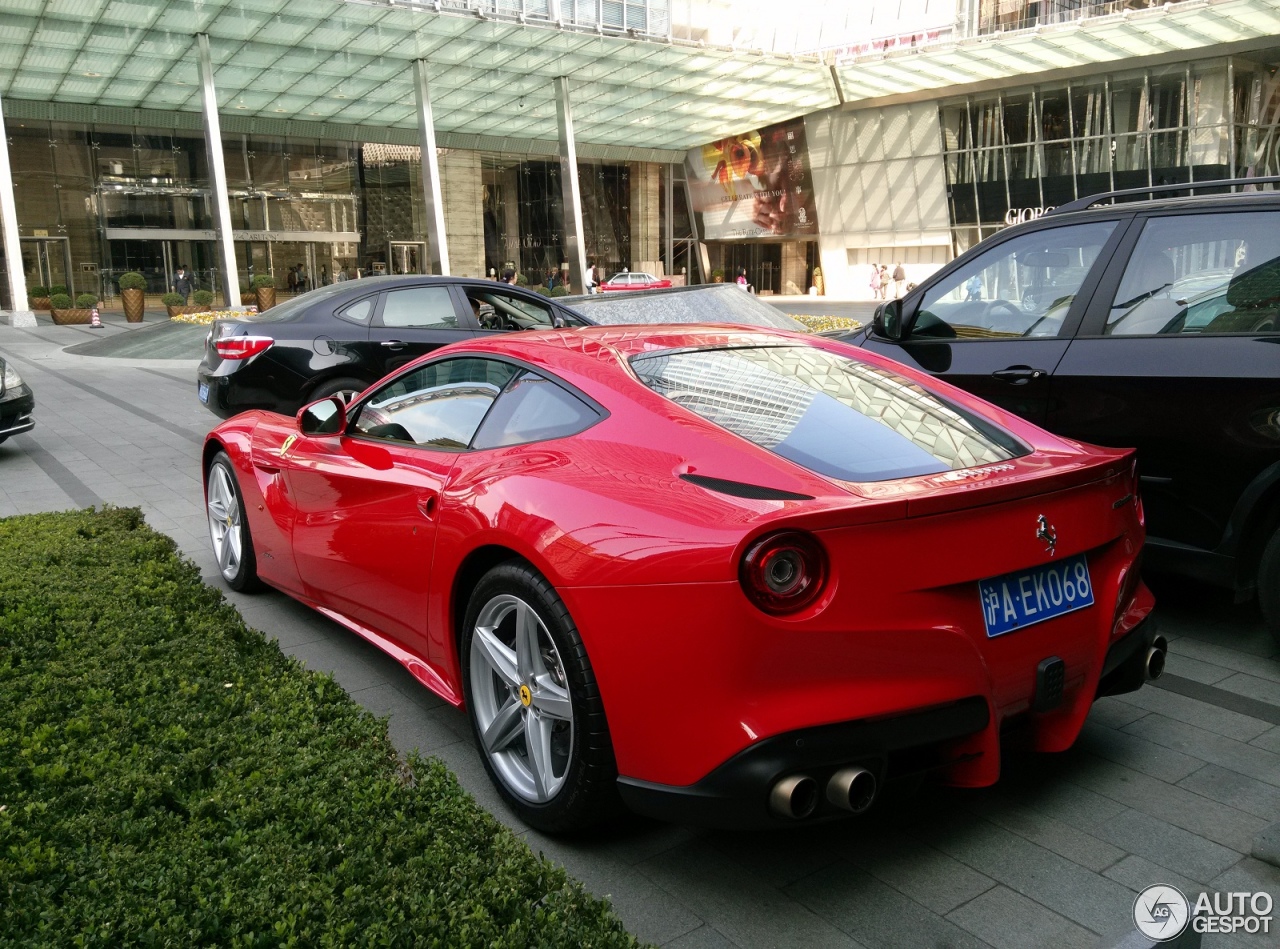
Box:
679;473;814;501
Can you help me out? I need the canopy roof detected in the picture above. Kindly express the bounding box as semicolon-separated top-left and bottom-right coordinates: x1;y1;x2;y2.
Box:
834;0;1280;101
0;0;836;152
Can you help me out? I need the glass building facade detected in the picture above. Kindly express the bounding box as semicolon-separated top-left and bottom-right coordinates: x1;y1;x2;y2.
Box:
939;55;1280;255
4;117;672;305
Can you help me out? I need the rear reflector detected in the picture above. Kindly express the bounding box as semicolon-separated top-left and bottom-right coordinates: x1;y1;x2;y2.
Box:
215;336;274;360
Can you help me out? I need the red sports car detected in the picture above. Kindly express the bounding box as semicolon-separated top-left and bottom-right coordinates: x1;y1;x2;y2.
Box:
598;271;672;291
203;325;1160;832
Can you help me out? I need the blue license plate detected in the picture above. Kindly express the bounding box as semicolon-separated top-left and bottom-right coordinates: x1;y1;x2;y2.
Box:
978;553;1094;638
198;382;209;404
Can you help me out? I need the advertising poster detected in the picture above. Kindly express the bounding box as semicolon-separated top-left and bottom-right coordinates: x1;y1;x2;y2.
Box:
686;117;819;240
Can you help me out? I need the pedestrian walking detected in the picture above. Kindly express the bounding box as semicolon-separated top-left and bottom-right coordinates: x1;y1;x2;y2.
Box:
173;264;193;304
287;266;298;294
892;262;906;299
320;265;330;286
869;263;881;300
878;264;889;299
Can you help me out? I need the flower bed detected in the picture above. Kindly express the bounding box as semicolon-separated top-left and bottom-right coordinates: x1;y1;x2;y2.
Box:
172;308;250;326
0;507;638;947
790;314;863;334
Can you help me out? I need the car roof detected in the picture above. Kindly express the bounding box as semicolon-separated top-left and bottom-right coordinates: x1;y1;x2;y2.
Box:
1046;187;1280;222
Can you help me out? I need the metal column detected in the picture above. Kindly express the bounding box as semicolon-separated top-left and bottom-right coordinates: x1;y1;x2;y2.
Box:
412;59;450;276
198;33;241;307
554;76;586;294
664;163;674;282
0;87;28;317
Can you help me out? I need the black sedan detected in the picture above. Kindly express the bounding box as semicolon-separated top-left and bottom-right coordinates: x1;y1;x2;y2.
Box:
844;181;1280;638
197;275;590;419
0;352;35;444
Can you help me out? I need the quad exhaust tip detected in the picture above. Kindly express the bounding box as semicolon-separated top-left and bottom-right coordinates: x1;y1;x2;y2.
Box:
1146;635;1168;681
827;767;877;814
769;774;818;820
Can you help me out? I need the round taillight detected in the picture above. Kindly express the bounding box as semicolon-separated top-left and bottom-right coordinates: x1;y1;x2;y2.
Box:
740;531;828;615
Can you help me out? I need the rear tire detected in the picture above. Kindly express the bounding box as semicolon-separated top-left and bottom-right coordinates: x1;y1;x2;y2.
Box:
310;376;368;406
1259;527;1280;646
205;451;263;593
461;561;620;833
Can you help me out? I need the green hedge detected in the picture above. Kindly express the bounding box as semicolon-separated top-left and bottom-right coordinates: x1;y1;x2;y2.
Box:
161;292;185;306
48;293;72;310
192;289;215;305
74;293;98;309
250;274;275;289
117;271;147;291
0;508;640;948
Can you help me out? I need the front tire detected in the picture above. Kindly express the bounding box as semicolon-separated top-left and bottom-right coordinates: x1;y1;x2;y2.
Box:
205;451;263;592
1259;527;1280;645
461;561;619;833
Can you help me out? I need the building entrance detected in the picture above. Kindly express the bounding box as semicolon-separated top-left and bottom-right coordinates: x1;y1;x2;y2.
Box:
389;241;426;275
21;238;73;296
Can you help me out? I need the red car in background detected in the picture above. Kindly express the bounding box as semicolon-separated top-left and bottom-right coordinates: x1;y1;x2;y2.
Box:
203;326;1159;833
599;271;672;291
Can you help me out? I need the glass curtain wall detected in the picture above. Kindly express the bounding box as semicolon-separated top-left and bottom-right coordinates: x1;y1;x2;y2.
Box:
6;117;647;301
940;58;1242;253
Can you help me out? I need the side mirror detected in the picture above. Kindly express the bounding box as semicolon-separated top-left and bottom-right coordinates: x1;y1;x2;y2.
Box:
873;299;906;341
298;396;347;437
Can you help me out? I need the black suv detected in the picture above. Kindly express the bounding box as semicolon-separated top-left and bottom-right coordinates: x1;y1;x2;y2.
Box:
197;275;589;420
848;179;1280;639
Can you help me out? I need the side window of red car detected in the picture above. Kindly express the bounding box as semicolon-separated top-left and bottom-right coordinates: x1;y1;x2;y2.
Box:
471;371;600;449
351;358;518;449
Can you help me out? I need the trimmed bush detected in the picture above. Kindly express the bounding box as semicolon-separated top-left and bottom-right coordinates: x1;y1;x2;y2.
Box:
516;272;529;285
28;285;48;298
0;508;639;948
117;271;147;291
48;293;72;309
74;293;98;308
534;285;553;296
550;285;570;297
250;273;276;289
48;284;68;296
161;292;185;306
192;289;215;306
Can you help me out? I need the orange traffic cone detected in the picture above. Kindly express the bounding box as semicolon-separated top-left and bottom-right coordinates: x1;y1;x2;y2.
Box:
89;307;103;329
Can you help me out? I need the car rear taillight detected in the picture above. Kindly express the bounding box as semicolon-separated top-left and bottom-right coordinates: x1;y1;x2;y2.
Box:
215;336;274;360
740;531;828;615
1131;459;1145;527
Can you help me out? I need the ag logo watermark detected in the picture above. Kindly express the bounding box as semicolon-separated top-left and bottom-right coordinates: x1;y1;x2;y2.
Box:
1133;885;1189;941
1134;884;1274;939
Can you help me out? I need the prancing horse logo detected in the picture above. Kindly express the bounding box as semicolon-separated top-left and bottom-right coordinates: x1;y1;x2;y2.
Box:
1036;514;1058;557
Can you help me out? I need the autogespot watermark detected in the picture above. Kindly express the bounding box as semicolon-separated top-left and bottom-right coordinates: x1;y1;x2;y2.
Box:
1133;884;1274;940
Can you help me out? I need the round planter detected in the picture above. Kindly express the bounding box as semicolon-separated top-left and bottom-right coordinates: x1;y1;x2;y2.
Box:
121;287;145;323
51;308;92;326
30;296;52;311
240;292;257;306
255;287;276;311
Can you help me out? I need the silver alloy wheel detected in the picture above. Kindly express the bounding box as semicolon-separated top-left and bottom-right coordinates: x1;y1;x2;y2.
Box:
469;593;574;803
206;462;243;582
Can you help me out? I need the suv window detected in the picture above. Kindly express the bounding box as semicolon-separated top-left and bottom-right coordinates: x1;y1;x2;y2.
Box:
1105;211;1280;335
913;221;1117;339
381;286;459;329
351;358;518;449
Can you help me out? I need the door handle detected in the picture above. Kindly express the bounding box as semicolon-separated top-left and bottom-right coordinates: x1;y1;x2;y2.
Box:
417;493;438;520
380;340;406;350
990;365;1046;385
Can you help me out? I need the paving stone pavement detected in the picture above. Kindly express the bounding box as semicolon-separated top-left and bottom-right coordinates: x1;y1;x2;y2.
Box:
2;310;1278;948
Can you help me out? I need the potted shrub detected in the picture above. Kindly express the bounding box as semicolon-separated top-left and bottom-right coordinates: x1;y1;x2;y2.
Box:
251;274;276;311
50;292;96;325
549;285;570;298
161;292;188;318
516;273;528;286
49;284;68;298
28;285;50;310
711;268;725;283
118;271;147;322
192;289;215;310
241;292;256;306
534;285;552;297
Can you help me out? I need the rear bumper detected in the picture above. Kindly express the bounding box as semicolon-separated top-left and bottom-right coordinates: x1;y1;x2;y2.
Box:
618;697;990;828
616;614;1159;829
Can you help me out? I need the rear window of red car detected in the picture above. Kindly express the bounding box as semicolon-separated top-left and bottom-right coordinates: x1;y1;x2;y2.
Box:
629;345;1028;483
